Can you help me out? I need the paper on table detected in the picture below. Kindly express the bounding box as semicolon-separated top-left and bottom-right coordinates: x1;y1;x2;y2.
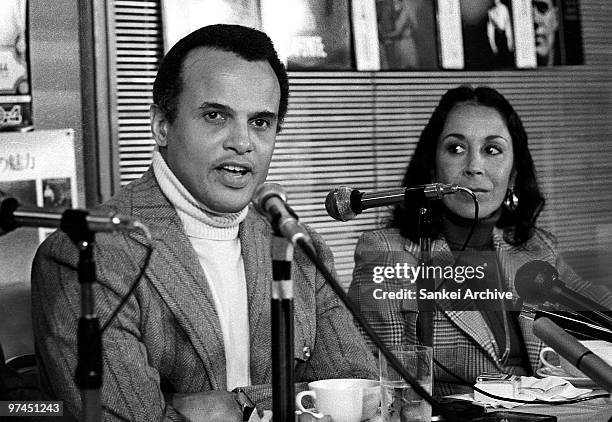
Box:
472;376;593;409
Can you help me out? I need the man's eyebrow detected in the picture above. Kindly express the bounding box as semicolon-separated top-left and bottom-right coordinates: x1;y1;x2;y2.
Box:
199;102;231;112
198;103;277;120
251;110;278;120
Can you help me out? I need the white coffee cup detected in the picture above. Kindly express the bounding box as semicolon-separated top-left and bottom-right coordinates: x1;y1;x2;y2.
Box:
295;378;380;422
539;340;612;378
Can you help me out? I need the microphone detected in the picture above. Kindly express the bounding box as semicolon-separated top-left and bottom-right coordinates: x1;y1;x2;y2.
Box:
533;317;612;392
515;260;612;330
528;307;612;343
252;183;312;246
0;196;144;236
325;183;461;221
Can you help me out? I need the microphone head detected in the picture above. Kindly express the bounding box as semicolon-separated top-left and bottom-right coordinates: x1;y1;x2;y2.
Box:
325;187;356;221
252;183;287;215
514;260;559;304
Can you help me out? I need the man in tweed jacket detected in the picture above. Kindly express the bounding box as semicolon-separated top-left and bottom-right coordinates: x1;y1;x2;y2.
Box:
31;25;377;421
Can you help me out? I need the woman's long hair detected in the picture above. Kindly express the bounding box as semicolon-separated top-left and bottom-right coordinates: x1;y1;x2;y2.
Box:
391;85;544;246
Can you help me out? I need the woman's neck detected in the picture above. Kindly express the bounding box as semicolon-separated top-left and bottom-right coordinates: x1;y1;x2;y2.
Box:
441;207;501;251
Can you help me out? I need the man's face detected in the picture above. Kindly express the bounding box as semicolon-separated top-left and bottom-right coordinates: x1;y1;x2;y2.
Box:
152;47;281;213
532;0;558;64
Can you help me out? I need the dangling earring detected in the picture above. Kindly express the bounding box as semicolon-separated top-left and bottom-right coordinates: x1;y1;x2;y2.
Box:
504;188;518;212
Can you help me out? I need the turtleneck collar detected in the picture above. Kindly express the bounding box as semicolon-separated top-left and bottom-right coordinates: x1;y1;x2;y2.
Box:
152;150;248;240
442;207;501;251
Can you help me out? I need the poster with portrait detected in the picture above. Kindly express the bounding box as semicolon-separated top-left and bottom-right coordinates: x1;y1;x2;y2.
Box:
0;129;78;242
0;129;78;291
459;0;517;69
376;0;439;70
0;0;31;130
261;0;353;70
161;0;261;52
533;0;583;66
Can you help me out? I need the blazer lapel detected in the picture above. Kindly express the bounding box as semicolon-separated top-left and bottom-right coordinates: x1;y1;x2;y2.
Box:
408;238;504;366
493;228;546;372
240;210;274;384
125;170;227;390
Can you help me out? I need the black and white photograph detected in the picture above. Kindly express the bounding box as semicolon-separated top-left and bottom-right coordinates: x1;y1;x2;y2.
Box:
459;0;517;69
0;1;610;421
41;177;72;208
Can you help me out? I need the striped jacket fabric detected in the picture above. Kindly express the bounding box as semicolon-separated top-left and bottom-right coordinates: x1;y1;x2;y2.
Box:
31;169;377;421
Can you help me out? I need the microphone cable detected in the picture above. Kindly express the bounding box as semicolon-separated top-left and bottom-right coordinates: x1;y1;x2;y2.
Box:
457;186;479;252
100;225;154;334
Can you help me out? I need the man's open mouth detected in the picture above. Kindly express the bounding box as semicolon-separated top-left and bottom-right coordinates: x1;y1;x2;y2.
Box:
219;164;250;176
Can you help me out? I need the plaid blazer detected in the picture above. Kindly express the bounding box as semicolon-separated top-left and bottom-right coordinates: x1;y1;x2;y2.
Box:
31;169;377;421
347;227;612;396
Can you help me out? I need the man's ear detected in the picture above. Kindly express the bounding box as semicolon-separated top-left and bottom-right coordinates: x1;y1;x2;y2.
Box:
150;104;169;148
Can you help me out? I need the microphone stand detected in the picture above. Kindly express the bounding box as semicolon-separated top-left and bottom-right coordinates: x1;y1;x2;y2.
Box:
271;234;295;421
62;210;102;422
417;205;434;347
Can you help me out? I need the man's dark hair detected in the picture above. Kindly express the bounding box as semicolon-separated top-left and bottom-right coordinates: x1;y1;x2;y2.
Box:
153;24;289;131
391;85;545;246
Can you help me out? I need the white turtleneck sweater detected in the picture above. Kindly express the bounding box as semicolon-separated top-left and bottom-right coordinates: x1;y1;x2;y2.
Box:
152;151;251;390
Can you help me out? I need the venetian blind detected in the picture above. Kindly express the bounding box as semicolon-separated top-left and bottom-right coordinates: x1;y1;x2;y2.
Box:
110;0;612;288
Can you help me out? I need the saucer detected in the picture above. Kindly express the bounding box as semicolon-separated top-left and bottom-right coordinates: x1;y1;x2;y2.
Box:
536;366;599;388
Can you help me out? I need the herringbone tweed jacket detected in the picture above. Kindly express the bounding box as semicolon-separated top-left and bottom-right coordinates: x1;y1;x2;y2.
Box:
31;169;377;421
348;227;612;396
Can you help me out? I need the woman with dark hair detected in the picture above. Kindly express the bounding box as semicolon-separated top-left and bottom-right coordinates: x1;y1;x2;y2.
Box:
348;85;612;395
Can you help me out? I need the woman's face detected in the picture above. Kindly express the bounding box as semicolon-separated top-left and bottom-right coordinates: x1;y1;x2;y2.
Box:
435;102;514;219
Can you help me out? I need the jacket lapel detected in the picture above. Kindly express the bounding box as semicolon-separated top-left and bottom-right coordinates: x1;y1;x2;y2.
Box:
419;239;502;365
124;170;227;390
425;228;548;370
492;228;546;372
240;210;274;384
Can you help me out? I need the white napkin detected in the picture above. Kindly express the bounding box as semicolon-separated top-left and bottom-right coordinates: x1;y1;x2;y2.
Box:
473;376;593;409
519;376;592;401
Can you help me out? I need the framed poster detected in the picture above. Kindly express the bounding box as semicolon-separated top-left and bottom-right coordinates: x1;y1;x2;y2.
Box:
161;0;261;52
0;0;31;130
0;129;78;245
